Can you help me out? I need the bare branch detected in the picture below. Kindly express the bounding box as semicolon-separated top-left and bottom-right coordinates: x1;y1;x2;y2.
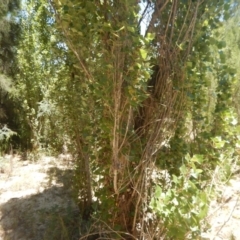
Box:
145;0;170;37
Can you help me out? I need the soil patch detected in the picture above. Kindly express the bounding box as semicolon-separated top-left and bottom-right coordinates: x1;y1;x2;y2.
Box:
0;154;79;240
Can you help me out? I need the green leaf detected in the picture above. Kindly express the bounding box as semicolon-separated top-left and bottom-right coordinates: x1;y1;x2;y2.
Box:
202;20;208;27
155;185;162;198
219;51;226;63
139;48;147;60
191;155;204;164
217;41;226;49
126;26;135;32
146;33;155;41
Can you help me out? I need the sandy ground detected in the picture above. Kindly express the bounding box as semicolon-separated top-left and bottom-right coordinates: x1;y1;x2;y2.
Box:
0;154;240;240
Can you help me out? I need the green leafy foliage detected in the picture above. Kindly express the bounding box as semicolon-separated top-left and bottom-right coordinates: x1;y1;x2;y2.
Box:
150;155;209;239
15;0;67;150
5;0;240;239
0;125;17;152
0;0;21;150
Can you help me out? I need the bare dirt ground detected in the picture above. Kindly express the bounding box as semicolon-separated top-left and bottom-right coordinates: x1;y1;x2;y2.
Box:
201;169;240;240
0;154;80;240
0;154;240;240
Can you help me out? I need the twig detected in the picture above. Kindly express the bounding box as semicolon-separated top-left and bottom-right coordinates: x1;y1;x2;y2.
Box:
214;196;239;238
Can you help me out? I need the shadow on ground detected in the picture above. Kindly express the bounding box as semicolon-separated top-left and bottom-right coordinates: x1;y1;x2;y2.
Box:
0;157;82;240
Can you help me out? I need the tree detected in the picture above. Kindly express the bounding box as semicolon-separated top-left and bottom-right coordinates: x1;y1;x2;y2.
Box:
0;0;20;151
15;0;240;238
48;0;236;238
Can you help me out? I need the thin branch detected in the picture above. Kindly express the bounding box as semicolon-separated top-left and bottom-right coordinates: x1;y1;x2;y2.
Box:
186;0;201;56
118;106;132;152
145;0;170;37
215;196;239;238
137;1;151;29
169;0;178;45
49;0;94;82
164;0;176;39
176;0;192;44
